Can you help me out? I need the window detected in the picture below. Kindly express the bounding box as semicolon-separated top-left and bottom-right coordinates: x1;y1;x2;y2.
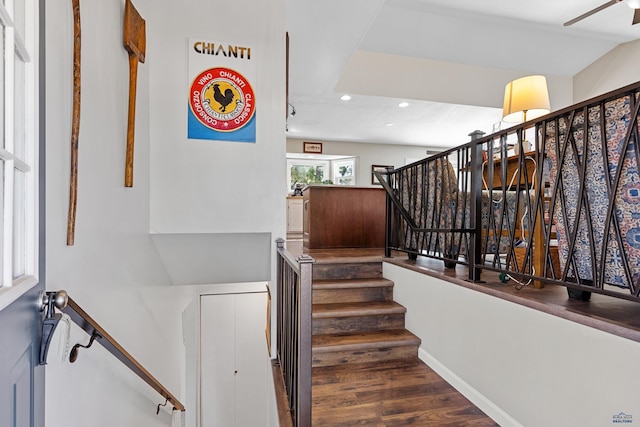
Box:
287;158;331;192
0;0;38;291
333;159;355;186
286;155;357;193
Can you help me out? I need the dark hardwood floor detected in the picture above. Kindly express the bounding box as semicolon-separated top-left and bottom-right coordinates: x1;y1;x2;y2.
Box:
313;359;498;426
280;242;640;426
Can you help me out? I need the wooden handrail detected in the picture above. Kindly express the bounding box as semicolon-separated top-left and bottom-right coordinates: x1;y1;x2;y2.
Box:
62;296;185;412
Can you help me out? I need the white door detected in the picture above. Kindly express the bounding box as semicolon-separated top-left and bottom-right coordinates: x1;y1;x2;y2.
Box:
0;0;44;425
200;292;269;426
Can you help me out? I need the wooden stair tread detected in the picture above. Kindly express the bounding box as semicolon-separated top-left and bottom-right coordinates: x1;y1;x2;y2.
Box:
312;357;423;374
313;329;420;353
301;248;385;264
313;262;383;281
313;278;394;289
312;301;406;318
313;256;384;265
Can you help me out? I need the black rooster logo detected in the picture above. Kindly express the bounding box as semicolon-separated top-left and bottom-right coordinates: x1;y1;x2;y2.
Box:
212;83;235;112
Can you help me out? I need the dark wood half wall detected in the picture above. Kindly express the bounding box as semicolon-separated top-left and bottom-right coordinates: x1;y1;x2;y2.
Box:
303;185;385;249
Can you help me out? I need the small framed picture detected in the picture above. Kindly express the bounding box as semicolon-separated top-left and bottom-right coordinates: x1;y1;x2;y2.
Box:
303;142;323;154
372;164;393;185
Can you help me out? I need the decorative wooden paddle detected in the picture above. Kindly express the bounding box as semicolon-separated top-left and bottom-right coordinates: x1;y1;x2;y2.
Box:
123;0;146;188
67;0;81;246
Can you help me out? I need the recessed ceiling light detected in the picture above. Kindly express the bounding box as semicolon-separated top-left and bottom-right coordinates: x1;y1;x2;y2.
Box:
398;102;409;108
384;122;394;127
340;95;351;101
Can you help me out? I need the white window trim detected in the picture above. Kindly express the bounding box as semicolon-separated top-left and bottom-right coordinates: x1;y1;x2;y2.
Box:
0;276;38;311
3;3;17;288
0;0;39;309
23;0;38;282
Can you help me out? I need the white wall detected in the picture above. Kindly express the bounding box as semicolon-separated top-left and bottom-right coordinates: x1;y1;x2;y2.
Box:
147;1;286;237
45;0;284;426
573;39;640;102
146;0;286;286
384;263;640;427
45;0;179;425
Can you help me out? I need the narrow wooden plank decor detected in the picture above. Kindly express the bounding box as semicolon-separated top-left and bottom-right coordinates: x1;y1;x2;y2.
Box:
67;0;81;246
123;0;146;188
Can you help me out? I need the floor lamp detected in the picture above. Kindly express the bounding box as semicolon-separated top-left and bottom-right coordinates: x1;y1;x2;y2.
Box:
502;75;551;153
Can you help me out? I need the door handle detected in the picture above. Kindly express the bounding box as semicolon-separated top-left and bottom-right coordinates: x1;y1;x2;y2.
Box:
39;290;70;365
40;290;68;312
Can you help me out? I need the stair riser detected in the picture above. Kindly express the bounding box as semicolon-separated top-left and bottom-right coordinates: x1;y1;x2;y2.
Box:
313;287;393;304
313;314;405;335
312;345;419;367
313;262;382;281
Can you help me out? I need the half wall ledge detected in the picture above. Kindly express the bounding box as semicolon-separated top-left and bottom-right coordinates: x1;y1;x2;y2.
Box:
384;255;640;344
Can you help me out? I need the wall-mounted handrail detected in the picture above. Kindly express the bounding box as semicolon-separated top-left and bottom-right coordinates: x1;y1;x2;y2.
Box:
62;296;185;412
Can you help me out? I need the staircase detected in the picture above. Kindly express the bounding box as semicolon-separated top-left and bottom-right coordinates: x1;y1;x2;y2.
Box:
311;257;421;367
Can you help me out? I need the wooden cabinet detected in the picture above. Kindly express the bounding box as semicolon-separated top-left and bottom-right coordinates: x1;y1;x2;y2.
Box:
183;288;269;427
287;196;303;234
303;185;386;249
482;151;536;190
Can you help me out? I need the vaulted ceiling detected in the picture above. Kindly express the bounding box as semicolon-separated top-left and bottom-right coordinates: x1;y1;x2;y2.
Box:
285;0;640;148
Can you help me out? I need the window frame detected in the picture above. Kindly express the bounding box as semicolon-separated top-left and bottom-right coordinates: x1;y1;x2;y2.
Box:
332;158;356;186
0;0;40;308
287;158;331;192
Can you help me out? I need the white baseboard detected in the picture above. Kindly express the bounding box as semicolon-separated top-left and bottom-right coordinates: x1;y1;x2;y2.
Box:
418;348;523;427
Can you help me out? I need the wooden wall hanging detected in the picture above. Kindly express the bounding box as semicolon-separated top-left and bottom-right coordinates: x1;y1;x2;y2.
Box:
67;0;81;246
123;0;146;188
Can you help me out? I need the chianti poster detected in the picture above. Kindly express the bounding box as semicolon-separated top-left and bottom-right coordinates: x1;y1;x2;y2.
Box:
187;38;256;142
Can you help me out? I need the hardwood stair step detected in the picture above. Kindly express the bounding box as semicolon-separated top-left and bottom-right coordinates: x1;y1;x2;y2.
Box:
313;301;406;318
313;329;420;351
312;278;394;304
312;329;420;367
312;301;406;334
312;262;382;281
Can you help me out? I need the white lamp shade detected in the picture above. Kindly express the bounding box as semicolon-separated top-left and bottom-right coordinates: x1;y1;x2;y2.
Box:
502;75;551;123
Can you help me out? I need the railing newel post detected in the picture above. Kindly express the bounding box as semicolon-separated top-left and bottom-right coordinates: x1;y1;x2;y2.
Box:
384;166;394;258
275;240;314;427
296;253;313;427
469;135;484;282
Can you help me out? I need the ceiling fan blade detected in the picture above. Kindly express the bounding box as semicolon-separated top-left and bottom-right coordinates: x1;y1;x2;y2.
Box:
633;8;640;25
564;0;621;26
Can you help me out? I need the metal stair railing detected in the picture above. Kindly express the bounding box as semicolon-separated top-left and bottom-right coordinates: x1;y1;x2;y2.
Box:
275;238;313;427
